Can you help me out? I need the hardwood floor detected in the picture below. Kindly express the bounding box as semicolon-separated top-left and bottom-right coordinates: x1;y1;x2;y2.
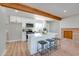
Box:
5;41;30;56
5;40;79;56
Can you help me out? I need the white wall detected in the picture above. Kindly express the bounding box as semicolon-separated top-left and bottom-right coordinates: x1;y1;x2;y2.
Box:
51;21;60;33
46;20;60;32
61;14;79;28
0;14;9;55
52;20;61;38
46;20;61;38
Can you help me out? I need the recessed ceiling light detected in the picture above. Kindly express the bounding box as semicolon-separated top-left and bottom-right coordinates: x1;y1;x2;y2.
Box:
64;10;67;13
15;10;18;12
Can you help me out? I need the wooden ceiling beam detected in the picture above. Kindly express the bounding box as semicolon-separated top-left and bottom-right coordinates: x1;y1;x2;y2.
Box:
0;3;62;20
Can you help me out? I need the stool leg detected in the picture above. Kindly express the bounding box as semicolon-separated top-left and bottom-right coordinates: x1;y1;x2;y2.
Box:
41;45;47;56
41;45;44;56
49;42;52;55
49;42;52;51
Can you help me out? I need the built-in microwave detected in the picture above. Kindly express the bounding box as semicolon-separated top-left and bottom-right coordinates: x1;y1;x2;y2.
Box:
26;23;34;27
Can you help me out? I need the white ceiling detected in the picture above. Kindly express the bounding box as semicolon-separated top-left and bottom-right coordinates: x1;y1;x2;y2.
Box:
0;6;35;19
23;3;79;18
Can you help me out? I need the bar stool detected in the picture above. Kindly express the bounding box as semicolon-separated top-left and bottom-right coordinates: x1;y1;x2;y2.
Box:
46;39;54;50
46;39;55;55
52;38;60;50
37;40;47;56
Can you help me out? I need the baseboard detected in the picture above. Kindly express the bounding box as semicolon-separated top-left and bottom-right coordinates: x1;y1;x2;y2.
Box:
7;39;26;42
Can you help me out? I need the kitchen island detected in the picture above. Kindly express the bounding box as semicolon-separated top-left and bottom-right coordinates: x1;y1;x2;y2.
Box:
28;33;58;55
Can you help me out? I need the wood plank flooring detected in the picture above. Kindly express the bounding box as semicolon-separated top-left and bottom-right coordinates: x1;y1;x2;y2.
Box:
5;41;30;56
5;41;79;56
